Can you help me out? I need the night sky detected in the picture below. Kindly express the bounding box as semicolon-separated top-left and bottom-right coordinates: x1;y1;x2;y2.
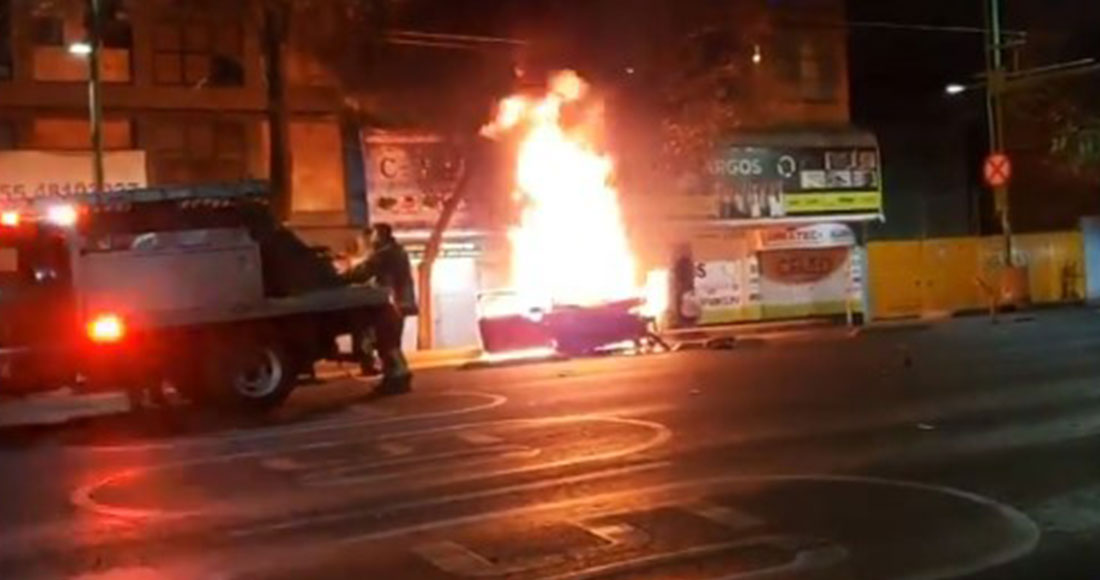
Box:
380;0;1100;233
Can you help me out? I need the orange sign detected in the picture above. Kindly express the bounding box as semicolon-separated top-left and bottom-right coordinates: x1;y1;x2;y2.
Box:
983;153;1012;188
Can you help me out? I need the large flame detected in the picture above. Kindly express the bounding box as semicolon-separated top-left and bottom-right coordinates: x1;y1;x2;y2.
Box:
483;71;638;308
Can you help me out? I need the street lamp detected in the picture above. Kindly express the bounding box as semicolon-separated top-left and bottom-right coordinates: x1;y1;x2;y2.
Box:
944;83;966;95
71;0;106;195
68;42;92;56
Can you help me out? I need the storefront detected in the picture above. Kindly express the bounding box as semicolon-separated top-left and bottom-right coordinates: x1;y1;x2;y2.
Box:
362;131;506;350
668;129;880;327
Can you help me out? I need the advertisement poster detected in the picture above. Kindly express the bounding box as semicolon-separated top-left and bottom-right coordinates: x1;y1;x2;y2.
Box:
758;247;858;318
363;132;469;231
0;151;147;200
692;260;745;324
704;145;882;221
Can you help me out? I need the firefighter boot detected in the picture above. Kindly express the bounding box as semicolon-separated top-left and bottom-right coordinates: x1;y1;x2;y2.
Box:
376;348;412;395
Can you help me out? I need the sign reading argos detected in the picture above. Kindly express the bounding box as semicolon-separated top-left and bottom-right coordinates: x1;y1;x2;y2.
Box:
704;143;883;221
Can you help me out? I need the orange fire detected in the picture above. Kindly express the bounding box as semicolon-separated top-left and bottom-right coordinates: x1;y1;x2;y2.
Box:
483;71;638;309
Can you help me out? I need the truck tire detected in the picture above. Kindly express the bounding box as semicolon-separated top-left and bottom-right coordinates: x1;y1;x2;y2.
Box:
205;338;297;411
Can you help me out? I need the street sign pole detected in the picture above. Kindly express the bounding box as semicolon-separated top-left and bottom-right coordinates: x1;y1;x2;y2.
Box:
87;0;105;194
985;0;1012;266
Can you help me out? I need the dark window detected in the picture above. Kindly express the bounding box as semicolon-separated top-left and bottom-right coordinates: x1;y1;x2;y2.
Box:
31;16;64;46
0;120;14;150
153;21;243;87
772;30;841;103
102;19;133;49
0;0;10;79
151;119;248;184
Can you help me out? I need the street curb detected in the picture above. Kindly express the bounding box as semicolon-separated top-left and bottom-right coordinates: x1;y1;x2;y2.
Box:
0;391;129;429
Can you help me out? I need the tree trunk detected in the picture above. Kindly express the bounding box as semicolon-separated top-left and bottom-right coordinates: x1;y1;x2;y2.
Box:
261;1;293;221
416;160;472;350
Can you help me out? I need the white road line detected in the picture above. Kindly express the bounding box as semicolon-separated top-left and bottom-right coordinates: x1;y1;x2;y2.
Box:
544;535;848;580
260;457;307;472
300;445;540;488
683;501;765;533
74;416;672;522
376;442;413;456
456;431;503;445
230;461;671;538
78;391;507;453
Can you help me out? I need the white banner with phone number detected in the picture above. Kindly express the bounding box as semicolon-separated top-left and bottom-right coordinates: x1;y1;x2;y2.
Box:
0;150;147;201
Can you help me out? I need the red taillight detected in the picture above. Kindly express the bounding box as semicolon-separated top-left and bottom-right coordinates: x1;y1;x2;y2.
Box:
87;314;125;344
0;211;19;227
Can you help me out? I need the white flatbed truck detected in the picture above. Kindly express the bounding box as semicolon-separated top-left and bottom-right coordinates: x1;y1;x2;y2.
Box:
0;181;391;411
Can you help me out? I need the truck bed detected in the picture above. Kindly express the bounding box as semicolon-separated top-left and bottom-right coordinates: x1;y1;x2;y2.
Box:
139;285;392;330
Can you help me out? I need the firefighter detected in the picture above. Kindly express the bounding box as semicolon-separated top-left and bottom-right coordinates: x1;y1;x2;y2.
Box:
345;223;417;394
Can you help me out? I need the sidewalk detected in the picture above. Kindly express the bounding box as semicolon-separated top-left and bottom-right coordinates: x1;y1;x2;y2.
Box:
0;389;129;428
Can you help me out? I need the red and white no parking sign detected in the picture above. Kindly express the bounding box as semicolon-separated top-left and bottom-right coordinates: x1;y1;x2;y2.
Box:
983;152;1013;188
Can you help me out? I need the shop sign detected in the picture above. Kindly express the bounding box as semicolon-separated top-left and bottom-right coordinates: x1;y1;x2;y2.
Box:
363;132;469;231
760;247;849;285
756;223;855;251
0;151;146;201
702;145;882;221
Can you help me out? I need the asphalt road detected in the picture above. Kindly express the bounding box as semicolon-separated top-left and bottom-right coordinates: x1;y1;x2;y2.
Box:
3;309;1100;579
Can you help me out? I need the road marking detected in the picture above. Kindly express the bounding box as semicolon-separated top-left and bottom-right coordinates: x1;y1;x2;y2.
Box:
301;445;540;488
683;501;765;533
376;442;413;456
1029;483;1100;534
456;431;503;445
230;461;670;538
74;416;672;522
544;535;848;580
415;519;649;577
260;457;307;472
576;520;648;548
77;391;507;453
298;473;1037;580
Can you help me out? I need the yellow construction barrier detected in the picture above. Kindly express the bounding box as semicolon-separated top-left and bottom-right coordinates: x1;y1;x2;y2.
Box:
869;232;1085;320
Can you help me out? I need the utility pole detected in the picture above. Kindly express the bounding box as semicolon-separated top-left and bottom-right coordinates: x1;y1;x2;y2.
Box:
87;0;106;193
985;0;1011;266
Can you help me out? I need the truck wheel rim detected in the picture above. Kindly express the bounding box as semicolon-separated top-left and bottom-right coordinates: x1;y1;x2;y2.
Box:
234;348;283;398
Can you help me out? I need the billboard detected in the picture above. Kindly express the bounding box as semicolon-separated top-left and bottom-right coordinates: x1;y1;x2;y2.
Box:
0;151;147;201
362;132;469;231
704;145;882;221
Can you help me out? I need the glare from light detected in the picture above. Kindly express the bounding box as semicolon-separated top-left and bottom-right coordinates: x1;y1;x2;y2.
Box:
479;347;557;364
642;268;670;320
0;211;19;227
46;205;79;227
945;83;966;95
87;314;125;344
752;44;763;65
68;42;92;56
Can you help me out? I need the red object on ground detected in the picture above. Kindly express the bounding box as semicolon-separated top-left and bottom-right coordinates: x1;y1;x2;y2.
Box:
478;314;554;354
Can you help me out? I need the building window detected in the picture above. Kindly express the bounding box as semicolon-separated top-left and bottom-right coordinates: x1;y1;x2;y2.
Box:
30;15;64;47
0;120;14;150
153;21;244;87
773;31;841;103
0;0;11;80
30;0;132;83
150;119;248;184
30;118;133;150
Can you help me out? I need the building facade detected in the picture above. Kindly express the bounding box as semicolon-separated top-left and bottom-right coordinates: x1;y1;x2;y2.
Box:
0;0;350;222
